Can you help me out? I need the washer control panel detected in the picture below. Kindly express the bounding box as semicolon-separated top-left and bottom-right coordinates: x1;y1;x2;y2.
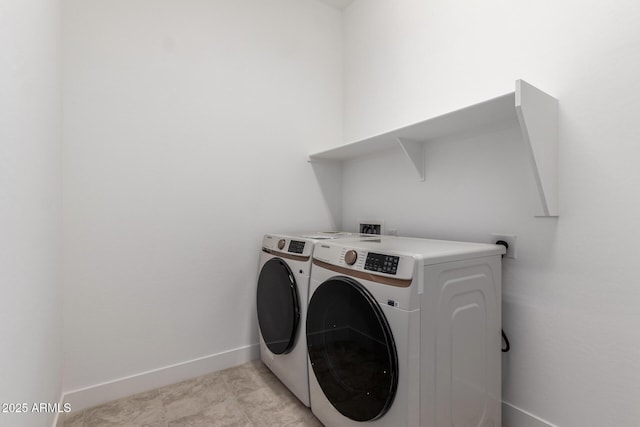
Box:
263;234;313;258
364;252;400;275
313;245;414;281
288;240;306;254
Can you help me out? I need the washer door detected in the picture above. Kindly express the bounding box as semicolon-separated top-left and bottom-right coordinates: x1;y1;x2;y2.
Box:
306;277;398;422
256;258;300;355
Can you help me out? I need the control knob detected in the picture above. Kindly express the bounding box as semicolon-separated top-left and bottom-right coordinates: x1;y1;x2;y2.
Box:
345;250;358;265
277;239;286;250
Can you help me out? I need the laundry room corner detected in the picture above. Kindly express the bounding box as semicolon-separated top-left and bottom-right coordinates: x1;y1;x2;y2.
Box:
60;0;344;409
0;1;64;427
4;0;640;425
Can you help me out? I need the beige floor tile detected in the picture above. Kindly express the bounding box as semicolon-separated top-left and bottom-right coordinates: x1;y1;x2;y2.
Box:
245;359;274;378
84;389;166;427
167;395;254;427
159;372;232;422
220;362;279;398
58;360;513;427
282;416;323;427
62;411;85;427
237;385;314;427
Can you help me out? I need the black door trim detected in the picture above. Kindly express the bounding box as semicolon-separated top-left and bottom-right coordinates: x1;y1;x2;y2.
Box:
256;258;300;354
306;276;398;421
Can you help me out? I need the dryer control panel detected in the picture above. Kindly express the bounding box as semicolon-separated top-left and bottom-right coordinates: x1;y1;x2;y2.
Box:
313;243;415;281
364;252;400;275
288;240;306;254
263;234;313;258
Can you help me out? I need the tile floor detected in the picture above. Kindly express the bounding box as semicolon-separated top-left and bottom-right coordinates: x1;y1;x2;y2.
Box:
60;360;508;427
60;360;321;427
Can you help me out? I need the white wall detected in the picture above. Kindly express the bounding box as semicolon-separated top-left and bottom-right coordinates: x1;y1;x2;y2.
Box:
342;0;640;426
62;0;342;398
0;1;63;426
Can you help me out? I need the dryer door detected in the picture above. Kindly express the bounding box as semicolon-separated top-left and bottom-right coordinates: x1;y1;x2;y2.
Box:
256;258;300;355
306;277;398;422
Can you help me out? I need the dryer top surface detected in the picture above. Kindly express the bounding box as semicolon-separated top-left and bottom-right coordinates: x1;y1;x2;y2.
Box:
315;236;505;266
266;231;371;243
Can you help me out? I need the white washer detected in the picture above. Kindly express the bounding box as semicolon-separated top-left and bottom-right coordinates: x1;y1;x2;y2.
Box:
256;232;375;407
306;236;504;426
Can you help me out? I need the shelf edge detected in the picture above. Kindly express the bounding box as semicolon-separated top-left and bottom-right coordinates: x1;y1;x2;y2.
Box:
515;80;559;217
308;91;516;161
397;138;425;181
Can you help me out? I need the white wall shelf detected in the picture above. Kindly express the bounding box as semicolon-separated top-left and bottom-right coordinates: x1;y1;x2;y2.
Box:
309;79;558;217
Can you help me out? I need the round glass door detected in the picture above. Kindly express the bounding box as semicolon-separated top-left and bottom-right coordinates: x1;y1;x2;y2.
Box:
306;277;398;421
256;258;300;354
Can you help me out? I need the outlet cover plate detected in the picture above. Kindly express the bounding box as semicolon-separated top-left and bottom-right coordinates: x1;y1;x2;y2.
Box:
359;220;384;235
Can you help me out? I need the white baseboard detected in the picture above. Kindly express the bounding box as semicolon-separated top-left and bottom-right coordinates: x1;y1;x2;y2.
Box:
60;351;557;427
62;344;259;413
503;400;557;427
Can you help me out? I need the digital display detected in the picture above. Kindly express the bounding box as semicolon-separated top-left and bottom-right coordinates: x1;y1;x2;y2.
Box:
364;252;399;275
288;240;306;254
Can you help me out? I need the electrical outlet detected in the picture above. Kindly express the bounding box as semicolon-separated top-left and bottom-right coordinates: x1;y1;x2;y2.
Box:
491;233;517;259
359;220;384;235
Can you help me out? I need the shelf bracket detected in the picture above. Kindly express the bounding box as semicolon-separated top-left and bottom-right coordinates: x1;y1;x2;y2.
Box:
397;138;425;181
515;80;559;217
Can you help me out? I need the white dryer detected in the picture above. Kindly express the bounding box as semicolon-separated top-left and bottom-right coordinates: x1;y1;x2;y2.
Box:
306;236;505;426
256;232;373;407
